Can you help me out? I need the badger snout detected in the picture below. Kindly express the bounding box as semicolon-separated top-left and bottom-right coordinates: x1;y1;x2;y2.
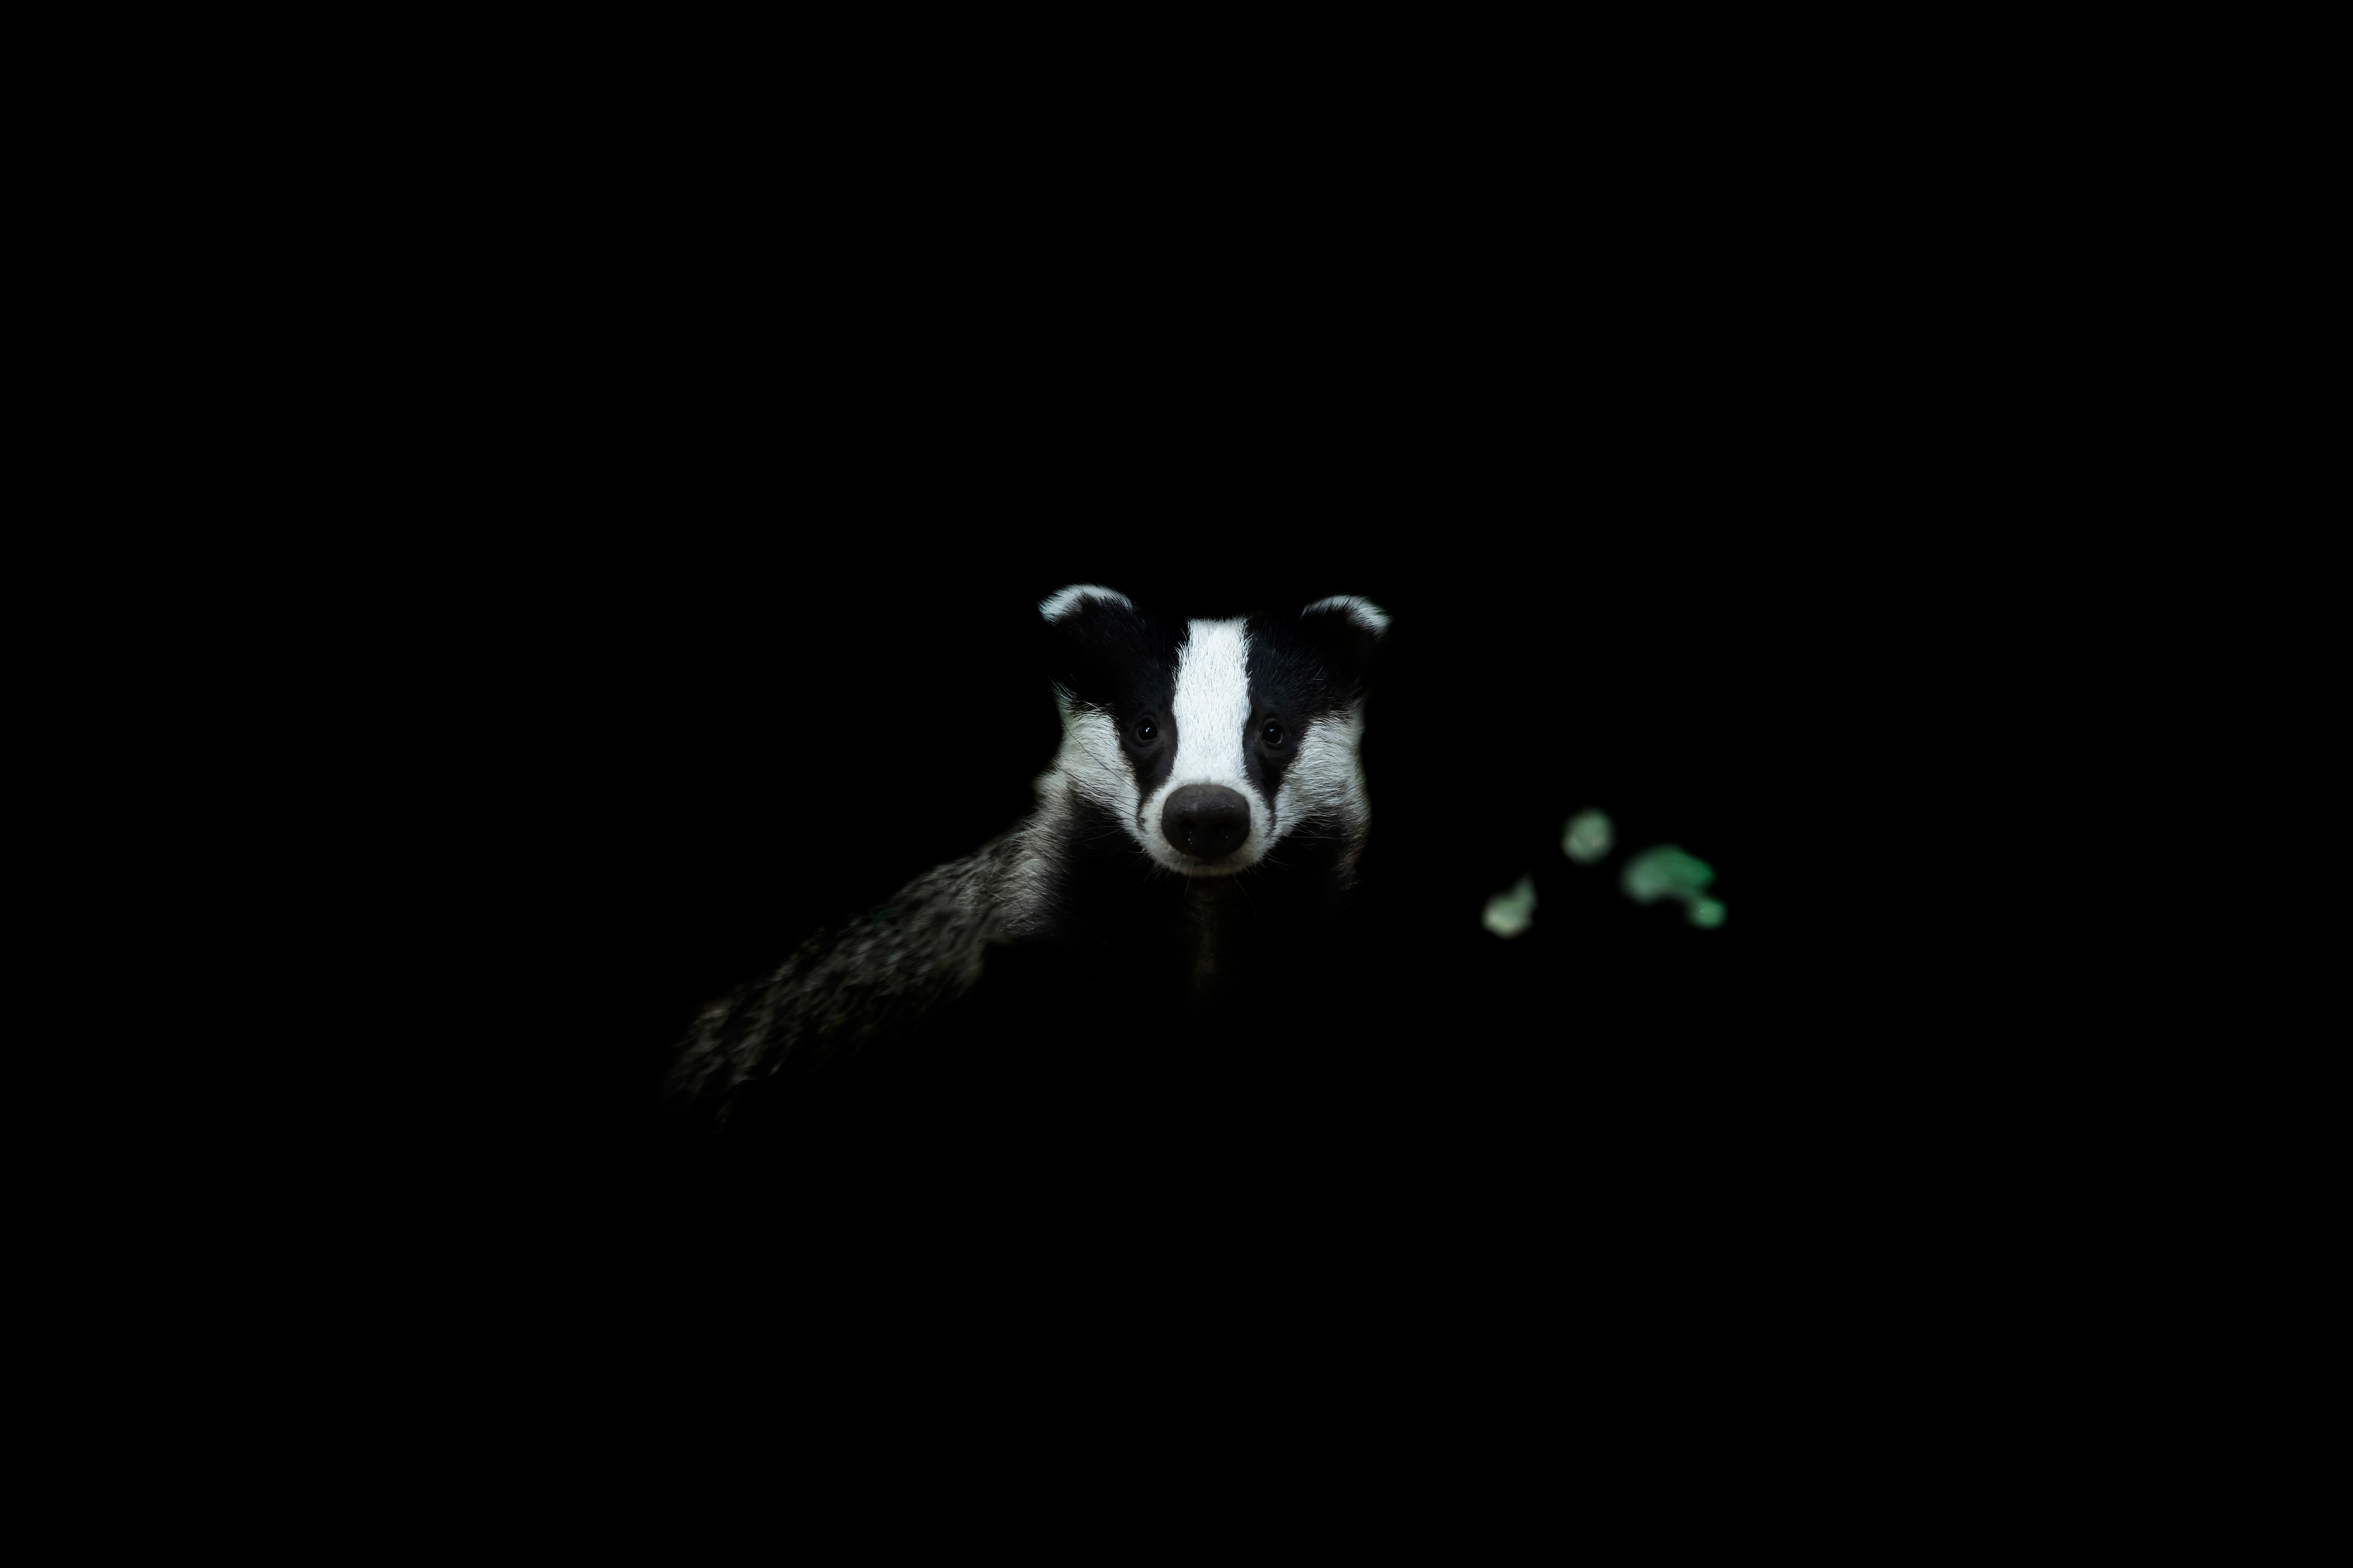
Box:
1161;784;1252;863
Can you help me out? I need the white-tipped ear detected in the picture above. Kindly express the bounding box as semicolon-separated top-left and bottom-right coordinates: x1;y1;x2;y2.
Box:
1303;595;1390;635
1039;584;1135;623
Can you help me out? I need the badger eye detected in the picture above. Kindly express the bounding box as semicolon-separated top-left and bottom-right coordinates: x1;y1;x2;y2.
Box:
1135;720;1157;742
1261;721;1286;746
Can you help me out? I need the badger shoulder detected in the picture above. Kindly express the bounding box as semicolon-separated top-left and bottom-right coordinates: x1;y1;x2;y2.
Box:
662;827;1026;1122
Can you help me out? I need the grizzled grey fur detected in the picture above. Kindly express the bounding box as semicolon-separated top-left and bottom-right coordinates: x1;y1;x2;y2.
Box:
663;832;1017;1123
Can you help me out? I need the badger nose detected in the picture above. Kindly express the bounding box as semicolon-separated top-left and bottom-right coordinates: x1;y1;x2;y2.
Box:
1161;785;1252;861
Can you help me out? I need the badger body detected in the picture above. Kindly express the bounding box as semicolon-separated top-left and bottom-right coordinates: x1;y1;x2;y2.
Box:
663;585;1388;1134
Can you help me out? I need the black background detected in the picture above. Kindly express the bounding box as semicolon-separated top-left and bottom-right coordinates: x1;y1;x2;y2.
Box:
315;151;1938;1359
84;43;2082;1486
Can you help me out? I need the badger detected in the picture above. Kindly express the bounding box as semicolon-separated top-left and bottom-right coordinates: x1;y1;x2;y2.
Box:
662;585;1389;1138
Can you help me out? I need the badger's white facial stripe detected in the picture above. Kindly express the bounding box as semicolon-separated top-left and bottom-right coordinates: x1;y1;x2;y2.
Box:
1132;617;1266;875
1170;618;1252;793
1038;584;1135;622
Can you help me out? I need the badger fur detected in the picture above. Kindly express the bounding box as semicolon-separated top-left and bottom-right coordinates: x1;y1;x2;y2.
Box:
662;585;1388;1132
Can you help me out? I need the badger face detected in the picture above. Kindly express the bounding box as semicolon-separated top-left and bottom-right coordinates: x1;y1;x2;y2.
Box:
1038;584;1387;878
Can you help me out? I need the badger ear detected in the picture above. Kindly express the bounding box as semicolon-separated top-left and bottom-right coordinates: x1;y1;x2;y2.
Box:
1037;584;1156;707
1295;595;1389;696
1038;584;1136;625
1302;595;1390;637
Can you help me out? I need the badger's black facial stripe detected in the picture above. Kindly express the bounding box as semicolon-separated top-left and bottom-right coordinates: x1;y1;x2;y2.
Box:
1118;685;1181;812
1239;617;1340;809
1042;594;1188;807
1241;603;1380;712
